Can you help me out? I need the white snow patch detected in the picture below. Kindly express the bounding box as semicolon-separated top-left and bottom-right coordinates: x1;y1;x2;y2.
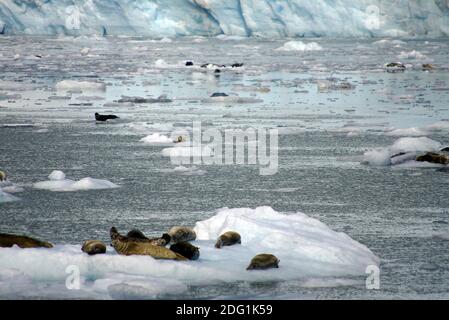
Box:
276;41;322;51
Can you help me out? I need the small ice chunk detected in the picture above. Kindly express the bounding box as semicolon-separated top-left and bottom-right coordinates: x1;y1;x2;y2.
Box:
140;133;173;144
48;170;66;181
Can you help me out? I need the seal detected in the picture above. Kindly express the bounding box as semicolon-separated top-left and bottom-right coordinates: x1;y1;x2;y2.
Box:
215;231;241;249
416;152;449;164
174;136;186;143
185;61;194;66
110;227;186;260
385;62;406;73
0;170;6;182
170;241;200;260
95;112;119;122
0;233;53;248
111;227;170;246
168;226;196;243
81;240;106;255
246;254;280;270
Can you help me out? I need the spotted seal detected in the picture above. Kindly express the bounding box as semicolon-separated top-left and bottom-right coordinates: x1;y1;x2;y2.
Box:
110;227;185;260
215;231;241;249
81;240;106;255
0;170;6;182
416;152;449;164
168;226;196;243
0;233;53;248
110;227;170;246
170;241;200;260
246;254;280;270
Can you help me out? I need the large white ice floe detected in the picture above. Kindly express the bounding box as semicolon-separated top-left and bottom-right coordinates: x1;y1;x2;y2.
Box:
362;137;443;166
1;1;448;37
0;206;379;299
33;170;119;192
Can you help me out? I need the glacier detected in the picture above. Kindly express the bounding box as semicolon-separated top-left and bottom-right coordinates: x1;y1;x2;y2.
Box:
0;0;449;37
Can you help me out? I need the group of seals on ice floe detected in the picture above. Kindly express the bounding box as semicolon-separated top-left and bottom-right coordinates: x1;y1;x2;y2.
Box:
385;62;435;72
0;226;279;270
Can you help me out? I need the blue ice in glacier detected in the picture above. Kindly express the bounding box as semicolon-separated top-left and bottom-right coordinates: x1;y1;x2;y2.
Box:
0;0;448;37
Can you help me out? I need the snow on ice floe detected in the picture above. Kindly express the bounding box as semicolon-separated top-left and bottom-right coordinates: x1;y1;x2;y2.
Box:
140;133;174;144
33;170;119;192
276;41;322;51
398;50;428;60
0;206;379;299
56;80;106;91
363;137;442;166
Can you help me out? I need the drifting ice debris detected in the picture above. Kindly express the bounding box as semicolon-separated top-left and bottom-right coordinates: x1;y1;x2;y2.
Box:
201;63;226;69
317;80;355;91
117;95;173;103
385;62;406;72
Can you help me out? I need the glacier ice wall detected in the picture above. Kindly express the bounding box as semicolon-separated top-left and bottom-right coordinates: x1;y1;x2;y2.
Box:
0;0;448;37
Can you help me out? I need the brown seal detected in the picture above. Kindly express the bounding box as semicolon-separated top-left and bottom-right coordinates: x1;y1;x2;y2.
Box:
246;254;280;270
0;233;53;248
168;226;196;243
170;242;200;260
81;240;107;255
126;229;171;246
416;152;449;164
110;227;186;260
0;170;6;182
215;231;241;249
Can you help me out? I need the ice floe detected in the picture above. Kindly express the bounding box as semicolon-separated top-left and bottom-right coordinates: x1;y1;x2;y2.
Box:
140;133;174;144
0;206;379;299
56;80;106;91
276;41;322;51
363;137;442;166
33;170;119;192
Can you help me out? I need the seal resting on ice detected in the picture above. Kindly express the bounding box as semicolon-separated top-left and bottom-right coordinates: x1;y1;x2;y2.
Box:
110;227;185;260
215;231;241;249
0;233;53;248
246;254;280;270
81;240;107;255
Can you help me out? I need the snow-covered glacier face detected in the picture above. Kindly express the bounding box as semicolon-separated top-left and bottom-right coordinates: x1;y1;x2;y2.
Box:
0;0;449;37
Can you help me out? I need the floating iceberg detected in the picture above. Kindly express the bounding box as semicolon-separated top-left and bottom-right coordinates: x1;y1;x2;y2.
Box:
0;1;448;37
33;170;119;192
0;206;379;299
